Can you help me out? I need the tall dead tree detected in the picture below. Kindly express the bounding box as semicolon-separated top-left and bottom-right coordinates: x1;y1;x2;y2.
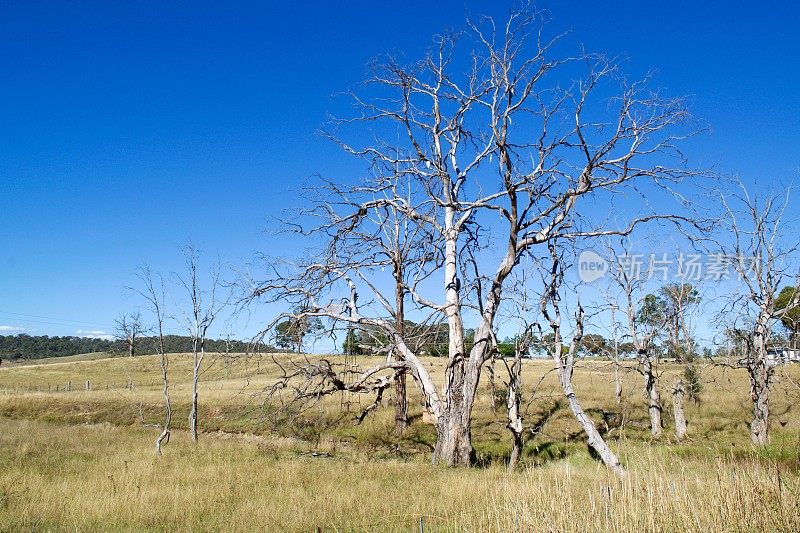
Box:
672;378;687;440
715;182;800;445
500;272;538;471
325;183;424;434
607;305;625;406
114;312;145;357
504;336;525;471
133;266;171;456
606;246;671;436
503;321;537;471
175;245;225;443
249;8;698;466
540;242;627;477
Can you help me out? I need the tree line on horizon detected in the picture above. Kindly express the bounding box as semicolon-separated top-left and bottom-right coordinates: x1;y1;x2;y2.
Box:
0;333;276;362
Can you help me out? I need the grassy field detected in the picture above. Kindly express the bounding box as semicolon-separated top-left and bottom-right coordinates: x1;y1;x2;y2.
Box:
1;353;800;531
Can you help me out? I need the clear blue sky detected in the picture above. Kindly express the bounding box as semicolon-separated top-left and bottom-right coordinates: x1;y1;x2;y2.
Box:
1;1;798;341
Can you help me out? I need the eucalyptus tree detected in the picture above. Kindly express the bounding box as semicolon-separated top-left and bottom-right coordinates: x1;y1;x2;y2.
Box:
248;8;698;466
776;286;800;348
538;241;627;476
132;266;171;456
114;311;146;358
174;245;226;443
604;246;671;436
715;182;800;444
310;180;428;434
659;283;700;362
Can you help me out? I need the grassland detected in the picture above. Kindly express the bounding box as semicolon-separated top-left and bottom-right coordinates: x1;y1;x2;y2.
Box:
1;353;800;531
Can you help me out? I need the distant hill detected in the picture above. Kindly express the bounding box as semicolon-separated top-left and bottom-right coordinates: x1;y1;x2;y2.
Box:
0;334;275;361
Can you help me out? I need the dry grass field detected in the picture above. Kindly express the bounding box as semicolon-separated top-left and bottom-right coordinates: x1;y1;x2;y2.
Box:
1;353;800;531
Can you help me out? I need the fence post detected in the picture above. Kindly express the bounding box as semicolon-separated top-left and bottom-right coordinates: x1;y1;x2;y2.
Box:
67;381;71;392
85;380;90;391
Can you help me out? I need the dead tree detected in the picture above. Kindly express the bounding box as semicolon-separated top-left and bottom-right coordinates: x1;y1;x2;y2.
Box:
503;324;537;471
607;305;625;406
714;182;800;445
320;184;422;435
248;8;700;466
672;378;687;440
114;312;145;357
539;242;627;477
175;245;226;443
605;245;673;437
133;266;171;456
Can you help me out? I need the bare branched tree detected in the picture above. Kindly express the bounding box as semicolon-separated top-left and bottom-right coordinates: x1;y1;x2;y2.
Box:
299;177;431;433
672;378;687;440
114;311;146;357
605;245;672;436
132;266;171;456
713;181;800;444
503;324;536;471
539;241;627;477
175;245;226;443
497;270;539;471
247;8;699;466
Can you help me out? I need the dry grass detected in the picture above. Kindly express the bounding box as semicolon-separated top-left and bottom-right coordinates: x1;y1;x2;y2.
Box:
1;353;800;531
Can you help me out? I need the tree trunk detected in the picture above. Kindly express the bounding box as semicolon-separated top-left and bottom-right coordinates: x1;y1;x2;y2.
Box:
506;351;523;471
508;432;523;471
393;266;409;435
432;222;474;466
190;365;199;442
749;317;772;445
394;371;408;435
432;405;474;466
672;379;687;441
558;368;627;477
749;361;770;445
488;354;498;412
155;351;171;456
643;357;662;436
432;356;482;466
613;358;622;405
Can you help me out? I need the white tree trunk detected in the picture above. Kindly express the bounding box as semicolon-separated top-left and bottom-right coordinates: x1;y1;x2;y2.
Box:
556;365;627;477
749;361;770;445
190;351;201;442
506;349;524;471
613;360;622;405
672;379;687;441
643;357;663;436
749;314;772;445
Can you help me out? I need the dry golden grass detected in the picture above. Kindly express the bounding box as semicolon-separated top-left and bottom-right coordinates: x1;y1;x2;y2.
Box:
1;353;800;531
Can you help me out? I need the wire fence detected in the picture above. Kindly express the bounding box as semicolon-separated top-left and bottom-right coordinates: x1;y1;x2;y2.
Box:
0;379;165;393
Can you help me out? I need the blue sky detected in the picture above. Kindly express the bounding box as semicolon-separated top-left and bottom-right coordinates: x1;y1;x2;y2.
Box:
1;1;798;342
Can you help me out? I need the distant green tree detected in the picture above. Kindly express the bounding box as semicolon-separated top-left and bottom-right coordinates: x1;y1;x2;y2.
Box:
497;337;516;357
776;286;800;348
683;363;702;403
636;293;667;327
342;328;367;355
619;341;637;357
581;334;609;356
659;283;700;361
